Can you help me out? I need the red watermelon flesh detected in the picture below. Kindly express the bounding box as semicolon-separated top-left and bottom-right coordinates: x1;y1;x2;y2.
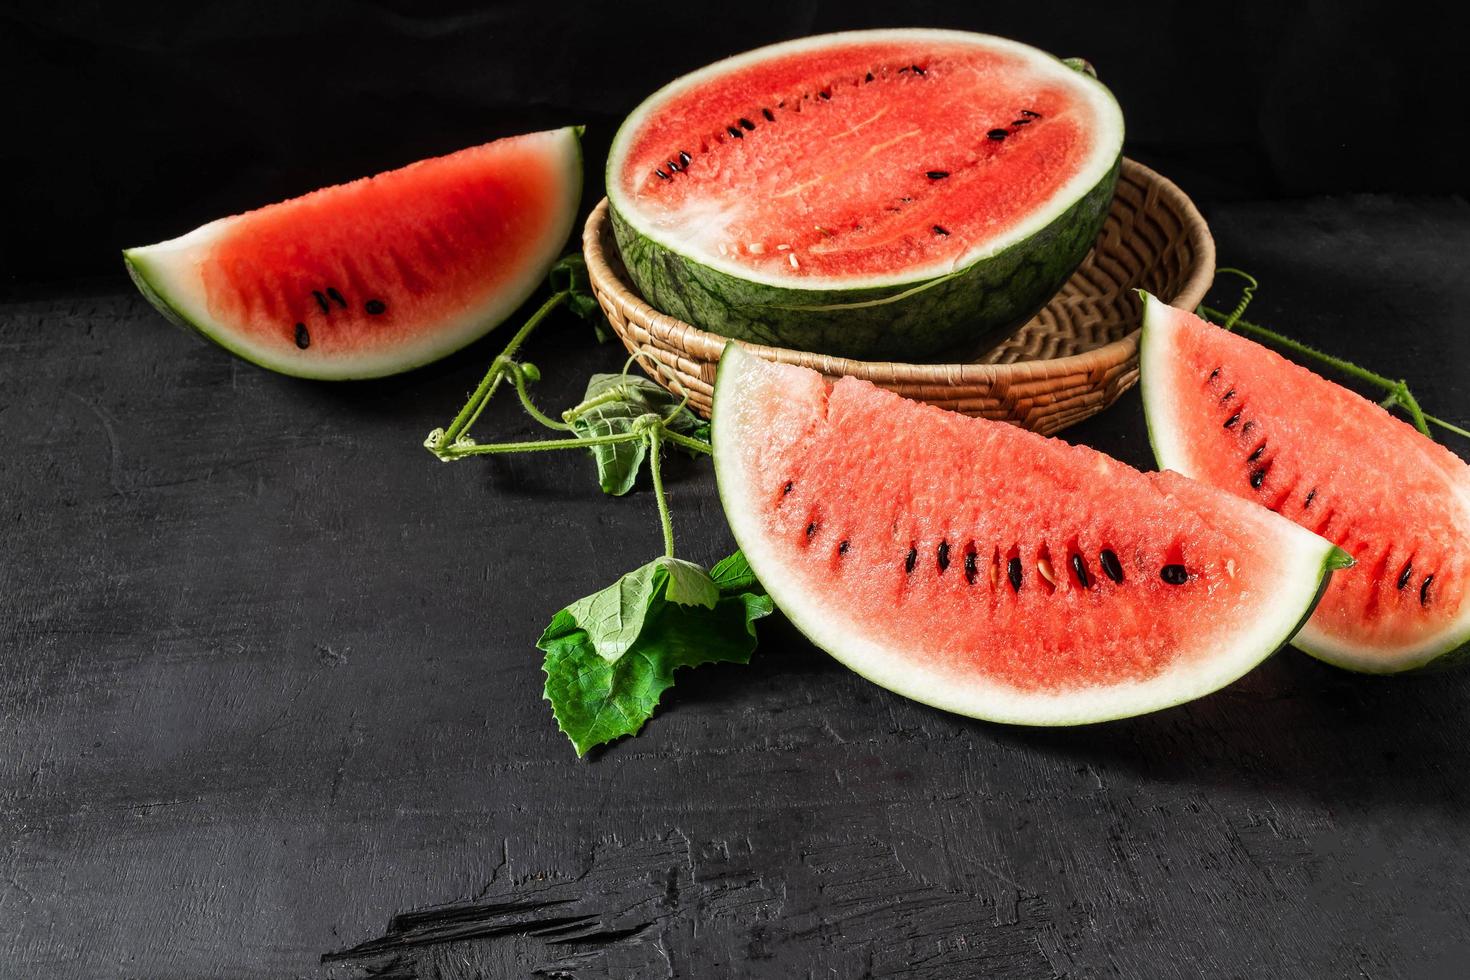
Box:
1140;295;1470;671
611;32;1120;284
124;127;582;379
712;344;1349;724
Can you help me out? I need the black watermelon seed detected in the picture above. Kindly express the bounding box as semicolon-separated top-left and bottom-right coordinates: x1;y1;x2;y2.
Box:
326;287;347;308
781;480;794;497
679;150;692;165
1248;444;1266;463
932;225;950;236
1007;557;1023;592
964;550;978;585
1250;467;1267;489
1099;549;1124;583
762;107;775;121
1020;108;1041;117
1421;574;1434;606
1221;388;1236;402
1224;413;1241;429
1208;368;1221;381
905;547;918;574
926;170;949;180
727;127;743;139
739;117;755;130
937;541;951;572
806;521;819;538
667;160;681;173
819;90;831;100
987;129;1008;140
864;72;875;83
838;539;850;556
1012;119;1031;126
1303;487;1317;508
365;299;386;315
1070;554;1090;588
313;290;330;314
1160;564;1189;585
655;168;670;180
1397;560;1413;590
294;323;310;349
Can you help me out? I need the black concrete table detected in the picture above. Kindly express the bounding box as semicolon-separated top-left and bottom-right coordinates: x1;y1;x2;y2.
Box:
4;196;1469;978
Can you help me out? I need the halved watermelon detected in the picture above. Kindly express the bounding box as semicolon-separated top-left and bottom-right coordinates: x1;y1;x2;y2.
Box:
608;30;1123;360
712;344;1350;724
1139;294;1470;672
124;127;583;379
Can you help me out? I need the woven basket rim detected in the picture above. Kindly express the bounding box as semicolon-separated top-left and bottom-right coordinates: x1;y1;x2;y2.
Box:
583;157;1215;384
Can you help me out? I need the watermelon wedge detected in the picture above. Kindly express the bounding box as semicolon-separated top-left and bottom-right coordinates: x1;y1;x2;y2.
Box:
608;30;1123;360
1139;294;1470;672
124;127;583;380
712;344;1350;724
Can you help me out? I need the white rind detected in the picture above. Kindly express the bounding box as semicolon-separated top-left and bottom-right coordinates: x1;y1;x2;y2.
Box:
712;343;1342;725
607;29;1125;291
1139;291;1470;672
123;127;583;381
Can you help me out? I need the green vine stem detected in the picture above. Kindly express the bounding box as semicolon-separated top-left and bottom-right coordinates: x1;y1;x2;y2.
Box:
645;427;676;558
432;289;569;454
1200;269;1467;441
433;429;640;460
506;363;572;431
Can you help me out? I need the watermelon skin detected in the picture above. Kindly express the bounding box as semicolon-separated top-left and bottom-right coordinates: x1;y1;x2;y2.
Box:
609;159;1117;359
607;30;1124;361
712;343;1350;725
1138;294;1470;672
123;127;583;380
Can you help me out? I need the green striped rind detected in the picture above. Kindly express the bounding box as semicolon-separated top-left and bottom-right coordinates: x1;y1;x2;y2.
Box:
611;158;1118;360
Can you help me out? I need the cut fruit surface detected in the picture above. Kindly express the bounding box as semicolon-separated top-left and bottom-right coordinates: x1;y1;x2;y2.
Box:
1140;294;1470;671
712;344;1348;724
125;127;583;379
608;30;1123;360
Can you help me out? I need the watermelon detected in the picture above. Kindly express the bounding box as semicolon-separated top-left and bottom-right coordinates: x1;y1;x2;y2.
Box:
607;30;1123;361
123;127;583;380
1139;294;1470;672
711;344;1351;724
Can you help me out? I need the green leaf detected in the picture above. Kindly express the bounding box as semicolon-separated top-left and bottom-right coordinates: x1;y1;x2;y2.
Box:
657;557;718;609
538;552;773;756
548;254;607;338
710;550;760;594
541;559;664;662
568;374;708;495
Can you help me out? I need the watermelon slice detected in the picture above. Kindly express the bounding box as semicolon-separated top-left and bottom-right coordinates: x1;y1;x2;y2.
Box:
607;30;1123;360
1139;294;1470;672
712;344;1350;724
124;127;583;380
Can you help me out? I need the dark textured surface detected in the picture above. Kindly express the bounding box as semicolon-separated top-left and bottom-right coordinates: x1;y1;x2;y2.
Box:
3;196;1470;979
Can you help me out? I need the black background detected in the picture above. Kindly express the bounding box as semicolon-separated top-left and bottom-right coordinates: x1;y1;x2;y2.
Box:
2;0;1465;289
5;3;1470;978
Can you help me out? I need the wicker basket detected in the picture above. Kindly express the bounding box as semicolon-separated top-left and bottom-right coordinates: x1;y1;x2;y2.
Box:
583;158;1215;435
